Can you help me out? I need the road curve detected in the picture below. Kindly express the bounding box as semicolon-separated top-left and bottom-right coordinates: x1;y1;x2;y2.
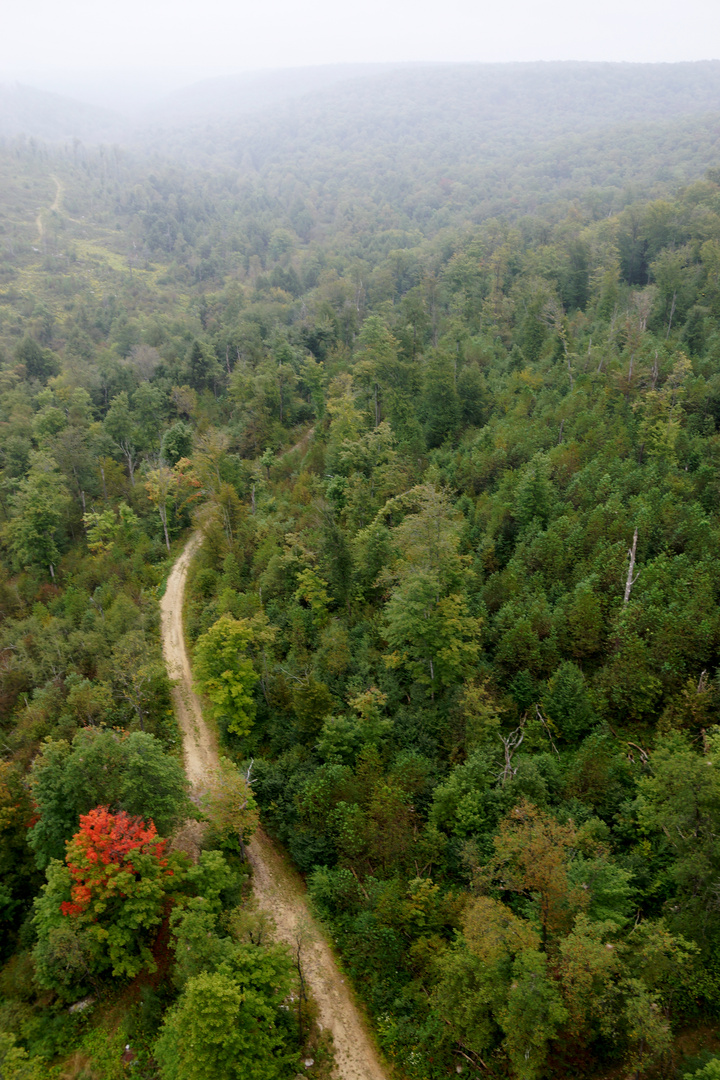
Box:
160;534;388;1080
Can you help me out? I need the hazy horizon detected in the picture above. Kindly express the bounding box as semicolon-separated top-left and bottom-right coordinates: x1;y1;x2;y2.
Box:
3;0;719;105
3;55;720;118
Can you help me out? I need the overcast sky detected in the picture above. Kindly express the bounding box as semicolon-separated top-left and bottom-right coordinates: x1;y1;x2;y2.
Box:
2;0;719;87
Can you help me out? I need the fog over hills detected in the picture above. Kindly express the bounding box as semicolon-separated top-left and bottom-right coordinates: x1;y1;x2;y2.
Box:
151;59;720;130
0;82;124;142
143;64;397;123
2;60;720;236
2;60;720;152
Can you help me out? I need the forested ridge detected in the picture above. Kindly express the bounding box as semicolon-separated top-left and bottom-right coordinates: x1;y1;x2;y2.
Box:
3;60;720;1080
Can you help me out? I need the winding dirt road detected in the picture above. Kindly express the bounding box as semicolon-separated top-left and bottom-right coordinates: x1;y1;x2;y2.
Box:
160;535;388;1080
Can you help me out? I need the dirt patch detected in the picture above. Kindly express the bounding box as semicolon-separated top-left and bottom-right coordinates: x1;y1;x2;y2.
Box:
160;535;388;1080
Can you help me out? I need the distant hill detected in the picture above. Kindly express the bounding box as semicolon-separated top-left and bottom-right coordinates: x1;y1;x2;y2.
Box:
0;82;122;142
127;62;720;230
144;63;397;124
5;60;720;147
147;60;720;132
3;62;720;209
135;60;720;170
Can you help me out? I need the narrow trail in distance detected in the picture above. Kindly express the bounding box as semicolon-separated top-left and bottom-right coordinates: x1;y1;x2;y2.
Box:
36;175;63;243
160;534;388;1080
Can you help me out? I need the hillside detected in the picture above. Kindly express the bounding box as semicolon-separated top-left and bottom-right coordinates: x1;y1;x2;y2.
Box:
0;82;123;142
1;60;720;1080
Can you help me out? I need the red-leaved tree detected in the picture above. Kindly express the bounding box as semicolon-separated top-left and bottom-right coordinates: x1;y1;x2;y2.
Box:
61;806;170;917
47;806;184;978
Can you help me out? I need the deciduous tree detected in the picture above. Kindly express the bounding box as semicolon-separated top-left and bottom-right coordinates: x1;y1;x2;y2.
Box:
34;807;186;982
5;452;70;580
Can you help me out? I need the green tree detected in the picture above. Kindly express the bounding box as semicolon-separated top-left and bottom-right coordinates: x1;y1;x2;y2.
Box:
169;849;248;987
433;946;500;1061
145;463;178;551
379;485;481;697
187;339;220;392
635;730;720;935
543;662;596;741
201;757;259;853
103;391;141;485
33;808;186;984
384;571;481;698
499;950;568;1080
5;452;70;580
685;1061;720;1079
194;614;270;738
354;314;402;428
28;728;192;868
83;502;140;555
161;420;194;465
0;1033;44;1080
14;334;58;382
154;966;296;1080
132;382;166;450
104;629;173;734
421;350;461;447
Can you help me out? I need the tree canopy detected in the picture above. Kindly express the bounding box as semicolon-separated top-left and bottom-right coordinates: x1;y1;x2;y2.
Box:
3;60;720;1079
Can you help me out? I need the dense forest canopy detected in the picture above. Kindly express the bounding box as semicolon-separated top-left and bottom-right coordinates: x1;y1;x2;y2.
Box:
2;59;720;1079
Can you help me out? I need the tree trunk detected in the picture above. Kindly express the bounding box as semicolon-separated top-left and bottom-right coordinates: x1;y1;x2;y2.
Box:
666;289;677;340
624;528;639;604
160;506;170;551
124;448;136;486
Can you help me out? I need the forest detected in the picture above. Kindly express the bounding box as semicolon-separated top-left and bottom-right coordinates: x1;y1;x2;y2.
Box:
2;59;720;1080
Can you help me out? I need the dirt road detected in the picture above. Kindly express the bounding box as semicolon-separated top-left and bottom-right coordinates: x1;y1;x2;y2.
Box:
160;535;388;1080
36;175;63;243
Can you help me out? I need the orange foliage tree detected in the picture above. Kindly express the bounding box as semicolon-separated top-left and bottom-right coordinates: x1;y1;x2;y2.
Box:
61;806;172;917
35;806;187;982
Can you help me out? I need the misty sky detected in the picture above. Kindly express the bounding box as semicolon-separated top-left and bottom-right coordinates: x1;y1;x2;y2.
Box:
1;0;718;91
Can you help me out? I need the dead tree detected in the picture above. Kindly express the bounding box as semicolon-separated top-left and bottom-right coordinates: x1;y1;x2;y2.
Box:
626;741;650;767
623;528;639;605
499;721;525;786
